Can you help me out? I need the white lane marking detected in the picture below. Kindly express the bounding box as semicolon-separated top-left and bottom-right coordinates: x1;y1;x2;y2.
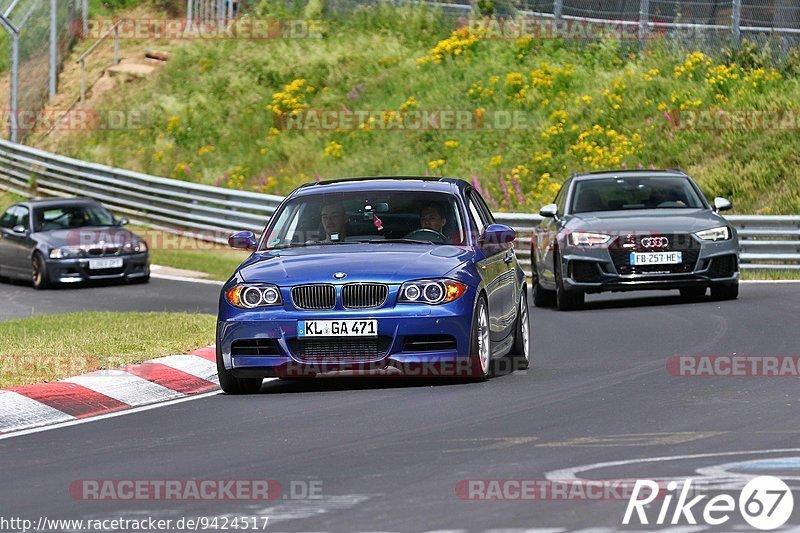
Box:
63;371;183;406
150;272;224;285
0;380;277;440
0;390;75;432
148;354;218;382
545;448;800;484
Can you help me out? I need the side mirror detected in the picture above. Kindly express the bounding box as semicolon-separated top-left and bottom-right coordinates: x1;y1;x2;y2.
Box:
118;218;130;226
11;224;28;234
713;197;732;212
229;230;257;251
539;204;558;218
479;224;516;254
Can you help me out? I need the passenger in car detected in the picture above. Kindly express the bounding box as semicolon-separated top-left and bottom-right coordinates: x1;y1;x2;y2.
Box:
321;202;348;241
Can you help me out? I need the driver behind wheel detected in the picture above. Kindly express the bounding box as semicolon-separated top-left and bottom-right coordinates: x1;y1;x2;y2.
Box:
419;203;447;233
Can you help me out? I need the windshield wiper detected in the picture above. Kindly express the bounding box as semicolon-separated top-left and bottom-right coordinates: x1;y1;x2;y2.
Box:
358;239;434;245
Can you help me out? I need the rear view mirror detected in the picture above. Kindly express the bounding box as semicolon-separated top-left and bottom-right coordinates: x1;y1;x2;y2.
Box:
539;204;558;218
713;197;732;212
118;218;130;226
479;224;516;254
11;224;27;234
229;231;257;251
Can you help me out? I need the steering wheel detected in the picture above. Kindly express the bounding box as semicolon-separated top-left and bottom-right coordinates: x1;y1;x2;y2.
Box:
404;228;448;244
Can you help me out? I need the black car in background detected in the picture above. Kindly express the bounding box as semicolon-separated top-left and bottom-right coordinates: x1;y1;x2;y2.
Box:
0;197;150;289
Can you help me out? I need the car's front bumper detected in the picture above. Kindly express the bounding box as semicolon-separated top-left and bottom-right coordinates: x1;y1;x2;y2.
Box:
559;239;739;294
217;288;479;378
45;253;150;284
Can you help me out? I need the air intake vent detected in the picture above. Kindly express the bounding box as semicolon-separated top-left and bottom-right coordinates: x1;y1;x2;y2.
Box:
291;284;336;310
342;283;388;309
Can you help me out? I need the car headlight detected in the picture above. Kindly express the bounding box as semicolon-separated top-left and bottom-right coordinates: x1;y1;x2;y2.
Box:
122;241;148;253
695;226;731;241
225;284;282;309
398;279;467;305
49;246;82;259
569;232;612;246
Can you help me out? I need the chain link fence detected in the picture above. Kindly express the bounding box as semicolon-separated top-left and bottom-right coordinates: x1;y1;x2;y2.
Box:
0;0;81;143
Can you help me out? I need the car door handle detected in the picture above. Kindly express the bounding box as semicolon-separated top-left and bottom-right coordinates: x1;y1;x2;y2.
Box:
503;251;514;264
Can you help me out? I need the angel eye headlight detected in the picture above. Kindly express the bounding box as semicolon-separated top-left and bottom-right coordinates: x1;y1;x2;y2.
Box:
399;279;466;305
225;284;282;309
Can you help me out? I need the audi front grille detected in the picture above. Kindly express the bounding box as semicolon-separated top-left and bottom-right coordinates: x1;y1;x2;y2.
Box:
291;284;336;310
611;233;700;275
342;283;388;309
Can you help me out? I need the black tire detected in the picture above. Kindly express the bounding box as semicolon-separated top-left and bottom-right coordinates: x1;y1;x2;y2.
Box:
532;261;556;308
508;288;531;371
554;253;583;311
680;287;707;299
216;346;263;394
711;282;739;301
32;253;51;290
468;295;491;381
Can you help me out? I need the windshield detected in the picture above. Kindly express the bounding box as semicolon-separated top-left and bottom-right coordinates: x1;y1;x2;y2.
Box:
571;177;705;213
33;204;117;231
261;190;466;249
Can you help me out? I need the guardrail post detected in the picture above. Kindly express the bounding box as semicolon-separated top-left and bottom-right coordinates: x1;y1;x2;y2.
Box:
553;0;562;20
9;33;19;142
732;0;742;45
639;0;649;50
82;0;88;37
113;24;119;64
79;58;86;103
49;0;57;100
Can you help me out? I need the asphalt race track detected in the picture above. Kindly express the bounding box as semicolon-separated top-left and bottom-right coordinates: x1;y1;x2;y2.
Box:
0;278;220;321
2;282;800;532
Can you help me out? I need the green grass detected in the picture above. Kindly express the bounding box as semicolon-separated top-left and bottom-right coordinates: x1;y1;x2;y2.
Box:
130;225;249;281
0;311;215;387
34;1;800;215
741;269;800;280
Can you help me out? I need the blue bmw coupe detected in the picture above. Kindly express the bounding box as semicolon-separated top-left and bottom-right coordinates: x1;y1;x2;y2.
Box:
216;177;530;393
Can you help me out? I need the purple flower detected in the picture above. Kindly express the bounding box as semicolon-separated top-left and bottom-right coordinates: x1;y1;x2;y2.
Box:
215;177;220;187
500;175;511;207
512;177;526;203
471;174;483;195
184;165;191;173
649;164;656;170
315;173;322;183
621;162;627;168
638;163;644;169
342;105;350;114
664;111;672;123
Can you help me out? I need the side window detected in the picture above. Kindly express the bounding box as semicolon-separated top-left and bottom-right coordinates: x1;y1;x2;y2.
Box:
14;207;30;229
0;206;28;229
555;180;570;215
0;207;14;229
472;191;496;225
467;192;490;235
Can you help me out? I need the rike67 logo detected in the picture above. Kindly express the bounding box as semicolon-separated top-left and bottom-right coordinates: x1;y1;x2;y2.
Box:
623;476;794;530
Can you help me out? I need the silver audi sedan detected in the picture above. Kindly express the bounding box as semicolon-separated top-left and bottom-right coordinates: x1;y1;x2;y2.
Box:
531;169;739;310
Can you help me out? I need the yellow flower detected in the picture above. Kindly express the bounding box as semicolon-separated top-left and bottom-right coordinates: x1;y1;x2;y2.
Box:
428;159;446;170
489;155;503;167
197;145;215;156
400;96;419;111
322;141;343;159
444;140;460;149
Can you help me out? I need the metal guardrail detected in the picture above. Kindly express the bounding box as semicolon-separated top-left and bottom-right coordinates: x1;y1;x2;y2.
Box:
0;139;798;271
0;139;283;242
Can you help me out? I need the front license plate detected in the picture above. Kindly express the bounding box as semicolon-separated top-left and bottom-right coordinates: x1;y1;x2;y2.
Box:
630;252;682;266
88;258;124;270
298;319;378;338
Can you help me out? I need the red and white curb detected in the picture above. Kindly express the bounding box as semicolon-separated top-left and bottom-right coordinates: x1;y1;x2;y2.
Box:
0;346;219;435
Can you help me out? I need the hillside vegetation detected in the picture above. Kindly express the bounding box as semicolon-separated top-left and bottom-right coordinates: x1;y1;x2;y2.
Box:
29;1;800;214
